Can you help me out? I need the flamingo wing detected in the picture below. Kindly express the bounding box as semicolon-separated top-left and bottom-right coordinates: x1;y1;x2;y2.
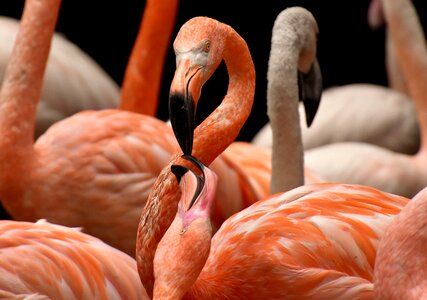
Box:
192;183;408;299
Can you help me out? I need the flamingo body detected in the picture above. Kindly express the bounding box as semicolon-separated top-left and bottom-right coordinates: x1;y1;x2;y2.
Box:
186;183;408;299
8;110;178;255
0;219;148;299
253;83;419;154
374;187;427;299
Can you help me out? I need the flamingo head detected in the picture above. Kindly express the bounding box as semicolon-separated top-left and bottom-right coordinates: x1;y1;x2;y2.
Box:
367;0;385;30
169;17;227;155
153;154;218;298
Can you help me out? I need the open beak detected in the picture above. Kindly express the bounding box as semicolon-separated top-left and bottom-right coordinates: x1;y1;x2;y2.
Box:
298;58;322;127
169;58;204;155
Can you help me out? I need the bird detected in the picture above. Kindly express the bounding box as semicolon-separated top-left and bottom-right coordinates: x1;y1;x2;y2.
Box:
252;1;420;156
151;153;408;299
301;0;427;198
137;14;258;296
0;15;119;138
136;12;409;298
0;219;148;299
118;0;178;116
374;186;427;299
0;0;258;256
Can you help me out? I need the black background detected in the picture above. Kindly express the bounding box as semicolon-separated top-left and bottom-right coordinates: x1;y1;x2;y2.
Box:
0;0;426;141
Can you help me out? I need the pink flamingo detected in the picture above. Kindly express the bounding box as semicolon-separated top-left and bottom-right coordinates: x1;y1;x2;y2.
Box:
151;153;407;299
136;12;409;298
0;219;147;299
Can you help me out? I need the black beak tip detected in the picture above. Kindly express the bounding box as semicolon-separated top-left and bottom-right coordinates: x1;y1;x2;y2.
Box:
169;92;196;155
171;164;189;183
304;100;320;127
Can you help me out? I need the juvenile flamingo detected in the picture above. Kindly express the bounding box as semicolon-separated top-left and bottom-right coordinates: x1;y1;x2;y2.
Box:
136;13;409;298
0;15;119;138
252;1;419;155
0;220;148;299
302;0;427;198
374;186;427;299
0;0;255;256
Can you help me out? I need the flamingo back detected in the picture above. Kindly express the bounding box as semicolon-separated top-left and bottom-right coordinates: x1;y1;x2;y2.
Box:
190;183;408;299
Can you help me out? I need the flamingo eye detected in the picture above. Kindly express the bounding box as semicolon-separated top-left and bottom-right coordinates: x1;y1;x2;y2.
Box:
203;41;211;53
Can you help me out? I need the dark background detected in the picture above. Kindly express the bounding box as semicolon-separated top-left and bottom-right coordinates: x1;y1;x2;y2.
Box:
0;0;426;141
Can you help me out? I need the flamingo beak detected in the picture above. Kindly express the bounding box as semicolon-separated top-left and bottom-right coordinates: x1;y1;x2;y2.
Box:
171;154;207;209
169;58;204;155
298;58;322;127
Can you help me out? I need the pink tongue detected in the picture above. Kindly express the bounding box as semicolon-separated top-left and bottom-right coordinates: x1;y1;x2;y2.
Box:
367;0;385;29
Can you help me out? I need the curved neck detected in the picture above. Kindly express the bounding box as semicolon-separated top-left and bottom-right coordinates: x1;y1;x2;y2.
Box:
136;28;255;298
374;188;427;299
268;37;304;194
192;30;255;165
0;0;60;184
119;0;178;115
382;0;427;152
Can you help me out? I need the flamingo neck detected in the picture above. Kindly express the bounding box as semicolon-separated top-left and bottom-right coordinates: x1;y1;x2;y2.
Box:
385;31;408;96
119;0;178;115
268;37;304;194
374;188;427;299
136;155;193;297
0;0;60;192
382;0;427;152
192;30;255;166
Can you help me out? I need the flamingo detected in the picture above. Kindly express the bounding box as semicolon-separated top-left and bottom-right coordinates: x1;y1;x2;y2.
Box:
136;13;409;298
0;0;257;256
0;15;119;138
252;1;420;155
302;0;427;198
374;186;427;299
151;153;409;299
0;219;148;299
